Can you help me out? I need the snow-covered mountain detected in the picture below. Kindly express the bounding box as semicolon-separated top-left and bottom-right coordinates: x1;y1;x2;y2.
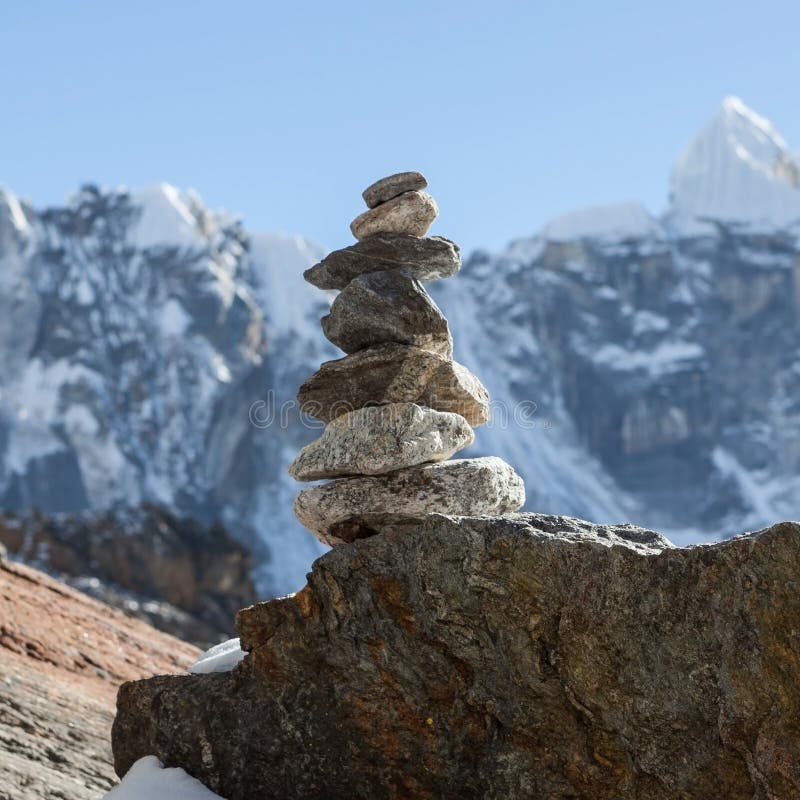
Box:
433;96;800;544
668;96;800;234
0;183;334;593
1;96;798;597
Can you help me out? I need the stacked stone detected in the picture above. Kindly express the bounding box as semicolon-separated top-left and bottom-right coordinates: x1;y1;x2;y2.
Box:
290;171;525;546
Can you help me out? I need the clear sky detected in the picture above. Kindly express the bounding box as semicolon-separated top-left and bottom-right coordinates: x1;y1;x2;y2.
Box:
3;0;800;253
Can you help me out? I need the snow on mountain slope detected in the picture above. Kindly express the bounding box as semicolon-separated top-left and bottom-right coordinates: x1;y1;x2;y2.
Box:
669;96;800;233
129;184;208;249
1;97;798;600
542;202;664;242
0;183;330;595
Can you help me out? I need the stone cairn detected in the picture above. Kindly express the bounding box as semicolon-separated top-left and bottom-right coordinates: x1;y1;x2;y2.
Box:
289;171;525;546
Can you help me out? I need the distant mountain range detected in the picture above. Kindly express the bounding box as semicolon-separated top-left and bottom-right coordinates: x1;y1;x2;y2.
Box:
1;96;798;596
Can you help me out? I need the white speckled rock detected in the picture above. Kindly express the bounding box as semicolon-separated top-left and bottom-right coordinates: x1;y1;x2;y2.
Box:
362;171;428;209
288;403;474;481
350;191;438;240
293;456;526;545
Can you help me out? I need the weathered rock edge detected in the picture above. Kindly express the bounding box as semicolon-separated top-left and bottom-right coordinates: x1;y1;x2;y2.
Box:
350;190;438;240
321;270;453;357
296;342;491;426
111;515;800;800
288;403;474;482
294;456;525;545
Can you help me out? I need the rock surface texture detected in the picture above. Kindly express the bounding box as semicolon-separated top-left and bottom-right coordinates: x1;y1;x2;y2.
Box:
297;343;490;426
321;270;453;356
362;170;427;208
292;172;524;542
0;557;199;800
294;457;524;545
350;190;438;240
112;513;800;800
303;234;460;289
288;403;473;481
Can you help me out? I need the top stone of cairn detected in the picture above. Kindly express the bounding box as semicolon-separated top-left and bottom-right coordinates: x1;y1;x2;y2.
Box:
362;170;428;209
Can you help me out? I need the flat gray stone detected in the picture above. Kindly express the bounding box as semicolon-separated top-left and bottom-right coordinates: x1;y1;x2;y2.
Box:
297;343;490;427
293;456;526;545
303;235;460;290
362;171;428;208
288;403;474;481
350;191;438;240
321;270;452;356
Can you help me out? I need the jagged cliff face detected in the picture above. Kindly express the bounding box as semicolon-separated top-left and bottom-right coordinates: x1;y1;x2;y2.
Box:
434;222;800;541
0;97;798;595
0;183;334;594
432;97;800;541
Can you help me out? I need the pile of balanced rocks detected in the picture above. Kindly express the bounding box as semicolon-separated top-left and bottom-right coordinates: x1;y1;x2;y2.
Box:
289;171;525;546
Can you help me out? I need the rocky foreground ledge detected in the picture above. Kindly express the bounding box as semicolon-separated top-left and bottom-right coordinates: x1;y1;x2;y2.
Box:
112;514;800;800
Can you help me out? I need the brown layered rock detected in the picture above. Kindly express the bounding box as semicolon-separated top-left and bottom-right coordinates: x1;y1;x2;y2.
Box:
112;514;800;800
0;557;199;800
297;343;490;426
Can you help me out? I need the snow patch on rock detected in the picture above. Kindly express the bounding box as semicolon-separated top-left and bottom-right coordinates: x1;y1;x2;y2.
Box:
103;755;225;799
189;637;247;674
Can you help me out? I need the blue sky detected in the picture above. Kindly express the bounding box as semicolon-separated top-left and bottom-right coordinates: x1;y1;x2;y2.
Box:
3;0;800;253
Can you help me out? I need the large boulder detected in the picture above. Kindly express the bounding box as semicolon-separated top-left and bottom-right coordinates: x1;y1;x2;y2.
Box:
112;514;800;799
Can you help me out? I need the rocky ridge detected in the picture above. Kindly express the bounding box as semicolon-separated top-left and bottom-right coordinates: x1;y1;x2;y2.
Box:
290;172;525;545
112;513;800;799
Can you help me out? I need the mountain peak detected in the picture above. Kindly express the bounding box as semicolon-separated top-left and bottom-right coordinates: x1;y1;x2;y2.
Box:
669;97;800;233
718;95;781;138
